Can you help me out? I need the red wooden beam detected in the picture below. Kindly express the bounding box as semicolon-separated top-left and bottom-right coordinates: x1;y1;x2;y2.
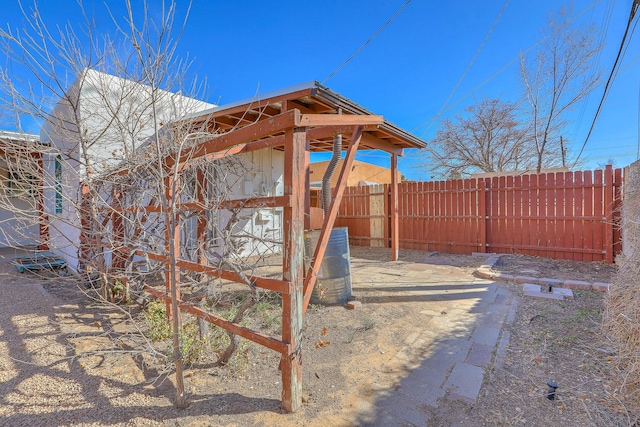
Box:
108;195;293;214
136;250;292;294
177;135;289;173
196;169;208;268
299;114;383;127
281;127;306;412
302;126;363;313
144;285;288;354
390;153;399;261
166;109;302;168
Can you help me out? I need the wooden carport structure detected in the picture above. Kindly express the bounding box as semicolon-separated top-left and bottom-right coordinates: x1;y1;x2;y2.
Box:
98;81;425;412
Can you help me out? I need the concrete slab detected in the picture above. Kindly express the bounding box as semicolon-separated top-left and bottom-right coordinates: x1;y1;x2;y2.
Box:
481;312;506;328
398;365;448;404
374;392;432;426
539;278;563;287
515;275;540;284
592;282;611;292
426;340;473;373
444;362;485;402
554;287;574;300
523;283;569;301
471;326;501;347
465;343;494;368
524;288;565;300
563;279;592;290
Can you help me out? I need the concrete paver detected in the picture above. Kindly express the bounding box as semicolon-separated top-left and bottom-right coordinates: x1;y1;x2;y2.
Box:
466;342;494;367
443;362;485;402
471;325;501;347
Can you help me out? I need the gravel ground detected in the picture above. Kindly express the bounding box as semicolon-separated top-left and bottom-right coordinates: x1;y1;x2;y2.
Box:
0;249;630;426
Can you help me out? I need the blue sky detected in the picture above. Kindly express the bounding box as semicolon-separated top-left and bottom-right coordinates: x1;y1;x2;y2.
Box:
2;0;639;180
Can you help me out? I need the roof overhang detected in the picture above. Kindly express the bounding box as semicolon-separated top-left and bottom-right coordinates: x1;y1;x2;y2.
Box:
184;81;426;155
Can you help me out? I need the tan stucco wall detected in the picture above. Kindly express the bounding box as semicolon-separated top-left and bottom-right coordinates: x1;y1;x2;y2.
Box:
309;159;401;187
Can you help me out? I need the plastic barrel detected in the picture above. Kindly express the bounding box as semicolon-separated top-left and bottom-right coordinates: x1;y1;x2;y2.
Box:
304;227;352;305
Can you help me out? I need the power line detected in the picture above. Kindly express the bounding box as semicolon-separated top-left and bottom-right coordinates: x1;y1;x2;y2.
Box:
572;0;616;139
573;0;640;167
322;0;413;84
412;0;602;134
418;0;511;137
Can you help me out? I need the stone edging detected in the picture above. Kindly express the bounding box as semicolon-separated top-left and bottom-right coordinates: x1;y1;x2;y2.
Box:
474;254;611;293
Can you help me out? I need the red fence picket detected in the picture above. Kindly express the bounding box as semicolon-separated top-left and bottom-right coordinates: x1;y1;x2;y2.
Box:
334;167;623;263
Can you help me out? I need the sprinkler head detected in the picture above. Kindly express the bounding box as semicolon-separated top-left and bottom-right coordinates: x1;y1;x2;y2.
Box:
546;381;558;400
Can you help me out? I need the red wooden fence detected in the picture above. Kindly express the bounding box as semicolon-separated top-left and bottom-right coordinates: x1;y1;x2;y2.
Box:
335;166;623;263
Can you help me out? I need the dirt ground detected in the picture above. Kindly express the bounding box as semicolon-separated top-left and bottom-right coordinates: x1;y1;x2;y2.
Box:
0;248;635;426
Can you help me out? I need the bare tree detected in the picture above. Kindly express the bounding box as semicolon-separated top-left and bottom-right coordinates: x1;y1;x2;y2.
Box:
520;6;601;173
423;97;533;178
0;0;282;409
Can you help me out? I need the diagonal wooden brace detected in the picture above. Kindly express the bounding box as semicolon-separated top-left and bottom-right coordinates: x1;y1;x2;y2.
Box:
302;126;363;313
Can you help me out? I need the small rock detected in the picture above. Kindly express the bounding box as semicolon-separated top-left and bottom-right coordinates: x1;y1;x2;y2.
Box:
347;301;362;309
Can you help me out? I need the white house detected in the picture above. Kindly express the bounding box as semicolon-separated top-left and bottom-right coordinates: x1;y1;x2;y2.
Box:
40;69;216;270
41;76;424;271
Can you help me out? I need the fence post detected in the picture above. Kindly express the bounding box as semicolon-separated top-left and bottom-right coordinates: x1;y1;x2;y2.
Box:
479;178;487;253
605;165;614;264
390;154;399;260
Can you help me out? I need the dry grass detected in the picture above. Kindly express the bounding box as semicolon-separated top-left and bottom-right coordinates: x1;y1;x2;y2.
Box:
603;160;640;414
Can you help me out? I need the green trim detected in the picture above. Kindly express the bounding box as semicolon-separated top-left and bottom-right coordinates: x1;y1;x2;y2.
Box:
55;155;62;214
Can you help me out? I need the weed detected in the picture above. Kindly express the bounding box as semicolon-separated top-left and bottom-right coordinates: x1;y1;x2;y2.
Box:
361;317;376;331
347;317;376;343
180;322;205;366
143;300;172;341
309;304;323;313
226;339;251;374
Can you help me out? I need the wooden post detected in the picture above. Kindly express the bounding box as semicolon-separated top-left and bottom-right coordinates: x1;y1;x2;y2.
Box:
390;154;399;260
281;127;306;412
302;126;363;312
164;173;186;408
605;164;614;264
196;168;208;269
304;139;311;229
164;177;181;320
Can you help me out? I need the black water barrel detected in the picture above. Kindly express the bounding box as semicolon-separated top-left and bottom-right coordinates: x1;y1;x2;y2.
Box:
304;227;352;305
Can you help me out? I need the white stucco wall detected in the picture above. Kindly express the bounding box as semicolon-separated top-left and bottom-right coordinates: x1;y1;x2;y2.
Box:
41;69;215;271
0;198;39;247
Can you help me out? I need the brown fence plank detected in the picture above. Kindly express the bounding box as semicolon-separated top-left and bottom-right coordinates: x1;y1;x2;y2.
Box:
531;173;541;257
333;166;622;263
540;173;550;257
479;179;487;253
593;169;604;261
417;181;425;251
445;179;453;252
583;171;594;261
505;175;514;256
512;175;522;256
522;174;531;256
574;171;584;261
455;179;464;253
463;178;471;253
605;165;614;264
